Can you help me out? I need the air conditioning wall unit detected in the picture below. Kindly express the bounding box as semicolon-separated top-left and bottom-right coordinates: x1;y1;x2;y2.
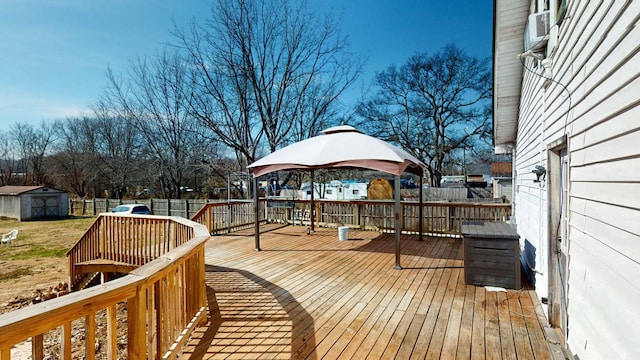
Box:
525;10;551;51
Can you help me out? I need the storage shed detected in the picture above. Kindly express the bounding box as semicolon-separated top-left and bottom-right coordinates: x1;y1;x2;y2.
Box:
0;186;69;221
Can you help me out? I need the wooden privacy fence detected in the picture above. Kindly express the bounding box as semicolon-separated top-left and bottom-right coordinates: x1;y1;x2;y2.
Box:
0;214;209;360
68;198;222;219
191;199;512;235
68;187;493;218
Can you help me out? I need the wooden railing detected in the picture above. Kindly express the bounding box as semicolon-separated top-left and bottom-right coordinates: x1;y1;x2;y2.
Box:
191;198;511;235
0;214;209;360
67;214;197;290
191;200;261;234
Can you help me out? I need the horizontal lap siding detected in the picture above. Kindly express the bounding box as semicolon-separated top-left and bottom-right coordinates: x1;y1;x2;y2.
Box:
569;198;640;259
565;1;640;359
515;20;548;291
514;0;640;359
566;231;639;360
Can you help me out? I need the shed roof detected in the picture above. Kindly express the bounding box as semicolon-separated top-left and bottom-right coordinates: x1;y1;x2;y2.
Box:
0;186;61;196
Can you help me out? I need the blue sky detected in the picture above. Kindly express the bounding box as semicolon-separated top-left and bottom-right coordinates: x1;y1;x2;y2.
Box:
0;0;493;133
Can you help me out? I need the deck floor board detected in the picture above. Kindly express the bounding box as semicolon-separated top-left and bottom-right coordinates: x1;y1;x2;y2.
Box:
180;225;554;360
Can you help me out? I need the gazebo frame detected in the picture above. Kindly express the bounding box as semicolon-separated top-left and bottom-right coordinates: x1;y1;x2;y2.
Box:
248;125;427;269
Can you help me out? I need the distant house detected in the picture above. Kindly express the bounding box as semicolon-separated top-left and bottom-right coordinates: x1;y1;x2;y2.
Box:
465;163;492;179
494;1;639;359
491;162;513;202
0;186;69;221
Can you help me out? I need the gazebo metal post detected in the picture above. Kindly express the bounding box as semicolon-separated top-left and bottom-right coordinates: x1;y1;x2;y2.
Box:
254;176;261;251
310;170;315;232
394;174;402;270
419;174;424;241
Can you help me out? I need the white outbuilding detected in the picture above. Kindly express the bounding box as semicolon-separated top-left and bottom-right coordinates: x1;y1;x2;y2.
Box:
0;186;69;221
300;180;368;200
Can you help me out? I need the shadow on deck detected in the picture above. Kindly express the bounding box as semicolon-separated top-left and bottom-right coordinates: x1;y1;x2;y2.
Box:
183;264;315;359
180;225;556;360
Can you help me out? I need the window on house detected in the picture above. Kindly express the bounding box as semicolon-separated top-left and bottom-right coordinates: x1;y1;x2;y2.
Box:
555;0;568;25
539;0;568;24
326;189;332;194
535;0;568;22
353;189;359;195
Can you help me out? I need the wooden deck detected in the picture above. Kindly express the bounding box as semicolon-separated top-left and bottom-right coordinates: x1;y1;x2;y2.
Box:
180;225;555;360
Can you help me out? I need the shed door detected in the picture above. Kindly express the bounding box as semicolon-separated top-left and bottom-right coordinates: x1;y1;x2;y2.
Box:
31;196;59;218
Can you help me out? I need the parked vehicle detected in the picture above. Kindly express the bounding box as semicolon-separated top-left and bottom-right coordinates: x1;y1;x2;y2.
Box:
111;204;151;215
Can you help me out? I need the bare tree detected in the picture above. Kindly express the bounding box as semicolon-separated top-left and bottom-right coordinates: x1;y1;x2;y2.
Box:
103;49;211;199
0;131;20;186
52;117;96;197
178;20;263;171
9;121;57;186
357;44;492;186
175;0;362;169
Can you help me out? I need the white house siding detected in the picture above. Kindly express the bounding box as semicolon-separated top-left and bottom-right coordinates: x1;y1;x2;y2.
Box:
513;1;640;359
515;53;548;294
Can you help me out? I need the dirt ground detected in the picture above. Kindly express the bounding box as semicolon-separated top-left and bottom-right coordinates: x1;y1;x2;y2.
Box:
0;216;128;358
0;216;96;313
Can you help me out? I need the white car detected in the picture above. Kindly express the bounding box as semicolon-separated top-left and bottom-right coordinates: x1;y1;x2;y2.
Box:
111;204;152;215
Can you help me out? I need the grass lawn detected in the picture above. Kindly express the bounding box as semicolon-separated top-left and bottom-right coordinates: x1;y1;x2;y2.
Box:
0;216;96;312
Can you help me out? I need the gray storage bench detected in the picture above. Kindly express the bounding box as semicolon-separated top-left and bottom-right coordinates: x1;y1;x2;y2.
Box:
461;221;521;289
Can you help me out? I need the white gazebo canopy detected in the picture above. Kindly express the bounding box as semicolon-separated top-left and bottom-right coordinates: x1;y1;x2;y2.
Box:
248;125;427;269
250;125;425;177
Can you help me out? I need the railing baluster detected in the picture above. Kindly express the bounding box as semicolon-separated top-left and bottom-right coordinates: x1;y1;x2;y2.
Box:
85;313;96;360
32;334;43;360
62;321;72;359
106;304;117;360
